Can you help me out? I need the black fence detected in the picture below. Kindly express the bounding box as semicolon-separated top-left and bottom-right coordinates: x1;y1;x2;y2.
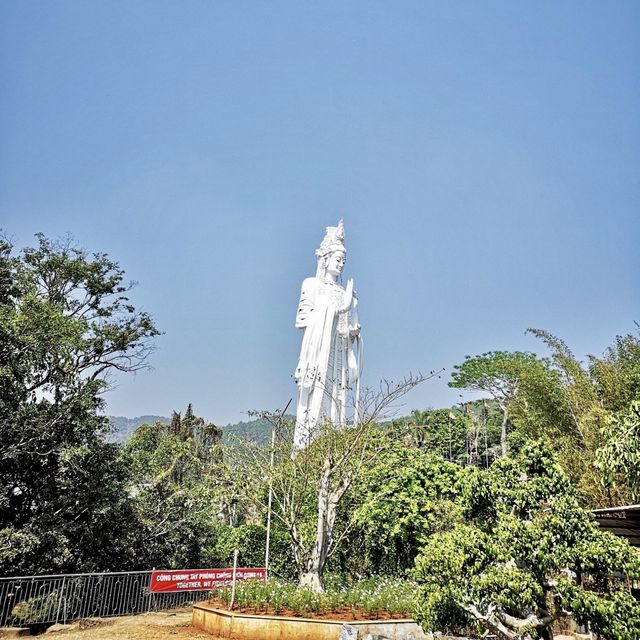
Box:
0;571;202;627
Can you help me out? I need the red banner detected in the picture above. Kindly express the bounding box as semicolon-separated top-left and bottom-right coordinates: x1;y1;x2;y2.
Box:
149;568;266;593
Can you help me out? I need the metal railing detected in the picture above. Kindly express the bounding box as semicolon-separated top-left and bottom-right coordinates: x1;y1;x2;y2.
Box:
0;571;203;627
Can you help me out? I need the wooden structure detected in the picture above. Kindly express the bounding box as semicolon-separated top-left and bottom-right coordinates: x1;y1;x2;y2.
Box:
593;504;640;548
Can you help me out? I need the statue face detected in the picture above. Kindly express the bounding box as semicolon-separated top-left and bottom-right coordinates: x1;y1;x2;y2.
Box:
326;250;346;277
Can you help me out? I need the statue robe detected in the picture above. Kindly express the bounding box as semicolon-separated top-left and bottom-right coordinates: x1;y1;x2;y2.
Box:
293;277;361;449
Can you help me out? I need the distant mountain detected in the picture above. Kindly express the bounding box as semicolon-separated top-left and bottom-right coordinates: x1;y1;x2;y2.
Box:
107;415;170;442
222;416;295;447
106;414;292;446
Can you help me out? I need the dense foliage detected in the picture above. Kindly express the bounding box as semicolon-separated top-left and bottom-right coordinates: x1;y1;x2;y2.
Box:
352;439;462;574
594;401;640;502
0;234;159;574
124;406;226;568
390;401;504;466
413;442;640;640
450;351;546;457
449;329;640;505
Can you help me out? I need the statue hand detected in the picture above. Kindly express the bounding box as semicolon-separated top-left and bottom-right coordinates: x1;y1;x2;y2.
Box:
349;323;361;338
341;278;354;311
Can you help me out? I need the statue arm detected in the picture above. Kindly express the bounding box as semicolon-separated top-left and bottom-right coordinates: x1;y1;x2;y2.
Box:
349;291;362;338
345;281;361;337
295;278;318;328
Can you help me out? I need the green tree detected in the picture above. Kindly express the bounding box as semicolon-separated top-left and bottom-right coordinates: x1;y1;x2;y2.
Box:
212;523;295;579
126;407;228;569
524;328;640;505
448;338;632;504
352;439;462;575
0;234;159;574
589;328;640;412
596;401;640;502
401;408;467;462
414;442;640;640
394;402;504;467
450;351;546;457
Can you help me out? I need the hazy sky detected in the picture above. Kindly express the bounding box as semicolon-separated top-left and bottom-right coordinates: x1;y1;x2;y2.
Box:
1;1;638;425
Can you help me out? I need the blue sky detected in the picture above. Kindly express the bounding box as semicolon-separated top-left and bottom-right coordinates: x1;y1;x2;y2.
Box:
1;1;638;425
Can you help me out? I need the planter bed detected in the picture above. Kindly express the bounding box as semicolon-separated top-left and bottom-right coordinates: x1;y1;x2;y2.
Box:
192;601;430;640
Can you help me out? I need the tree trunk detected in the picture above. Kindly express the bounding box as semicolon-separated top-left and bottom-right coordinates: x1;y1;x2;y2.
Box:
298;455;351;593
298;457;332;592
299;570;323;592
500;405;508;457
460;602;553;640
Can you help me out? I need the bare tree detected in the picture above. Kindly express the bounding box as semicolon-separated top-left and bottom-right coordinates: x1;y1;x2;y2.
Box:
233;372;439;592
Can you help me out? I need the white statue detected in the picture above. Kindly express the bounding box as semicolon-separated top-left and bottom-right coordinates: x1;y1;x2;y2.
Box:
293;220;363;449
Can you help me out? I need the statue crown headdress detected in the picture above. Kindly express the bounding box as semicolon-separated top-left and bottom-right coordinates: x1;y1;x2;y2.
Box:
315;219;346;258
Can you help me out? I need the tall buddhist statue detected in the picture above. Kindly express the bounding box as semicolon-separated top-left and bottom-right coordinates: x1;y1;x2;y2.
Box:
293;220;363;449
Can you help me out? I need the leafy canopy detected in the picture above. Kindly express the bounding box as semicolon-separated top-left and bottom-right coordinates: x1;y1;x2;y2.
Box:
596;401;640;501
353;439;462;574
413;442;640;640
0;234;159;574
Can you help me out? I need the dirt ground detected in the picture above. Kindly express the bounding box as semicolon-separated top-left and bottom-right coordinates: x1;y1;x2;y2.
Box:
41;609;213;640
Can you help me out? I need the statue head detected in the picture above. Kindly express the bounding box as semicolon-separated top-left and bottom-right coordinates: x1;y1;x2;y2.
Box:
315;220;346;279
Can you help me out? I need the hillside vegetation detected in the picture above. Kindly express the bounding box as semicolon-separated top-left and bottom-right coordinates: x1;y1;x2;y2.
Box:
108;415;280;446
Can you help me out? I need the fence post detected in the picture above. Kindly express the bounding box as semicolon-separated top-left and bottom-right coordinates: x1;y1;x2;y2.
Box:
63;577;68;624
229;550;239;610
147;569;154;614
55;576;67;624
265;421;276;579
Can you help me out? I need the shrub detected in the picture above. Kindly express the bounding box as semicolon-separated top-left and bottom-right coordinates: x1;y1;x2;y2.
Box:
208;576;417;619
